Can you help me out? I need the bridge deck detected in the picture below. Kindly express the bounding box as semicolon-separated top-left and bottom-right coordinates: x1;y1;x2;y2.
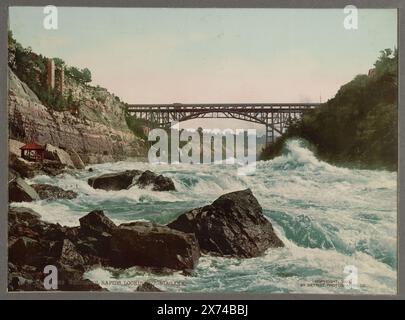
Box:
125;103;321;146
127;103;320;113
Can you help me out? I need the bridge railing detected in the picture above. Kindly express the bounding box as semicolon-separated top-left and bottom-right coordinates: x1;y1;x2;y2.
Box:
126;103;321;113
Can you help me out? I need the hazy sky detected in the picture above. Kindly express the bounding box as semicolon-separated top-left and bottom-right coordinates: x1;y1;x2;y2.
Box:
9;7;397;131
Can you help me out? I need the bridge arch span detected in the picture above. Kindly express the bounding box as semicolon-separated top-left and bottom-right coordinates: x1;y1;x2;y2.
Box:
126;103;320;145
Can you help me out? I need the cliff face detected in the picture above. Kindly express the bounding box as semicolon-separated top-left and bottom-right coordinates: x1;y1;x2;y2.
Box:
62;74;130;132
8;67;146;164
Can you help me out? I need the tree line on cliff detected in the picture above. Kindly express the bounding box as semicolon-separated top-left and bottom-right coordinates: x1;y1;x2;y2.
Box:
260;49;398;171
8;32;146;140
8;31;91;112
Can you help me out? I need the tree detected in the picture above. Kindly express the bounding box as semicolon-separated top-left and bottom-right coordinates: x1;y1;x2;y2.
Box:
53;57;65;67
81;68;92;83
66;66;92;84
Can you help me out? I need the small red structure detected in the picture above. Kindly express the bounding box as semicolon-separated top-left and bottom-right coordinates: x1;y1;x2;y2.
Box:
20;141;45;162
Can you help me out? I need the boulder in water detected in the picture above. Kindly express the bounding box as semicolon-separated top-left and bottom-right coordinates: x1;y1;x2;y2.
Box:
168;189;284;258
8;206;202;291
109;221;200;272
49;239;85;267
31;184;78;200
40;161;66;176
55;264;106;291
8;207;104;291
9;207;41;226
9;177;40;203
44;144;75;168
77;210;199;272
87;170;141;191
79;210;117;236
136;170;176;191
136;281;163;292
9;153;40;178
88;169;176;191
68;150;86;169
8;237;44;265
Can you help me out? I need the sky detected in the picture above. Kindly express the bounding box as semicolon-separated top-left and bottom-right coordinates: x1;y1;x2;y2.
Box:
9;7;397;132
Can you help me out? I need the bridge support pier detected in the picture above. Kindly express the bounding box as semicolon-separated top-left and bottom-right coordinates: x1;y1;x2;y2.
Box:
265;125;275;146
265;112;275;147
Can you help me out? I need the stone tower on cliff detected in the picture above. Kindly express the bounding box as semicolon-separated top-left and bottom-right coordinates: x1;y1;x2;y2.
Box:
46;59;55;89
47;58;64;94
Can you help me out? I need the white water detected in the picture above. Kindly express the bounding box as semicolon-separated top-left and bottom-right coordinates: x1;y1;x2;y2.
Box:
13;139;397;294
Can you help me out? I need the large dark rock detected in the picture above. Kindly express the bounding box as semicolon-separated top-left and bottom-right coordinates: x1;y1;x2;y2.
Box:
78;210;116;258
136;170;176;191
8;265;45;291
109;221;200;272
68;150;86;169
88;170;141;191
8;207;104;292
136;281;163;292
9;153;39;179
41;223;66;241
8;207;43;241
8;206;203;291
40;160;66;176
87;169;175;191
9;237;45;265
44;144;75;168
49;239;85;267
9;207;41;226
9;153;65;178
9;177;40;203
168;189;284;258
79;210;117;236
56;264;105;291
77;210;199;272
31;184;78;200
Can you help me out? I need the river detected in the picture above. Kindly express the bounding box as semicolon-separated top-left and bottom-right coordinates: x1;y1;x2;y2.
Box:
15;139;397;294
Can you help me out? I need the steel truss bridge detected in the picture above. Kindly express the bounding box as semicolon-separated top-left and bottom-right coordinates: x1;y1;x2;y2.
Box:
126;103;321;145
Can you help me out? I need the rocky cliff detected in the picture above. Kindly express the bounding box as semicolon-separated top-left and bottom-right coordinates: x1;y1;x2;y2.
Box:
8;67;146;164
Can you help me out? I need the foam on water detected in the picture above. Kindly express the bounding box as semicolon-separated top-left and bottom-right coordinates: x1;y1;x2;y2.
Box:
12;138;397;293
